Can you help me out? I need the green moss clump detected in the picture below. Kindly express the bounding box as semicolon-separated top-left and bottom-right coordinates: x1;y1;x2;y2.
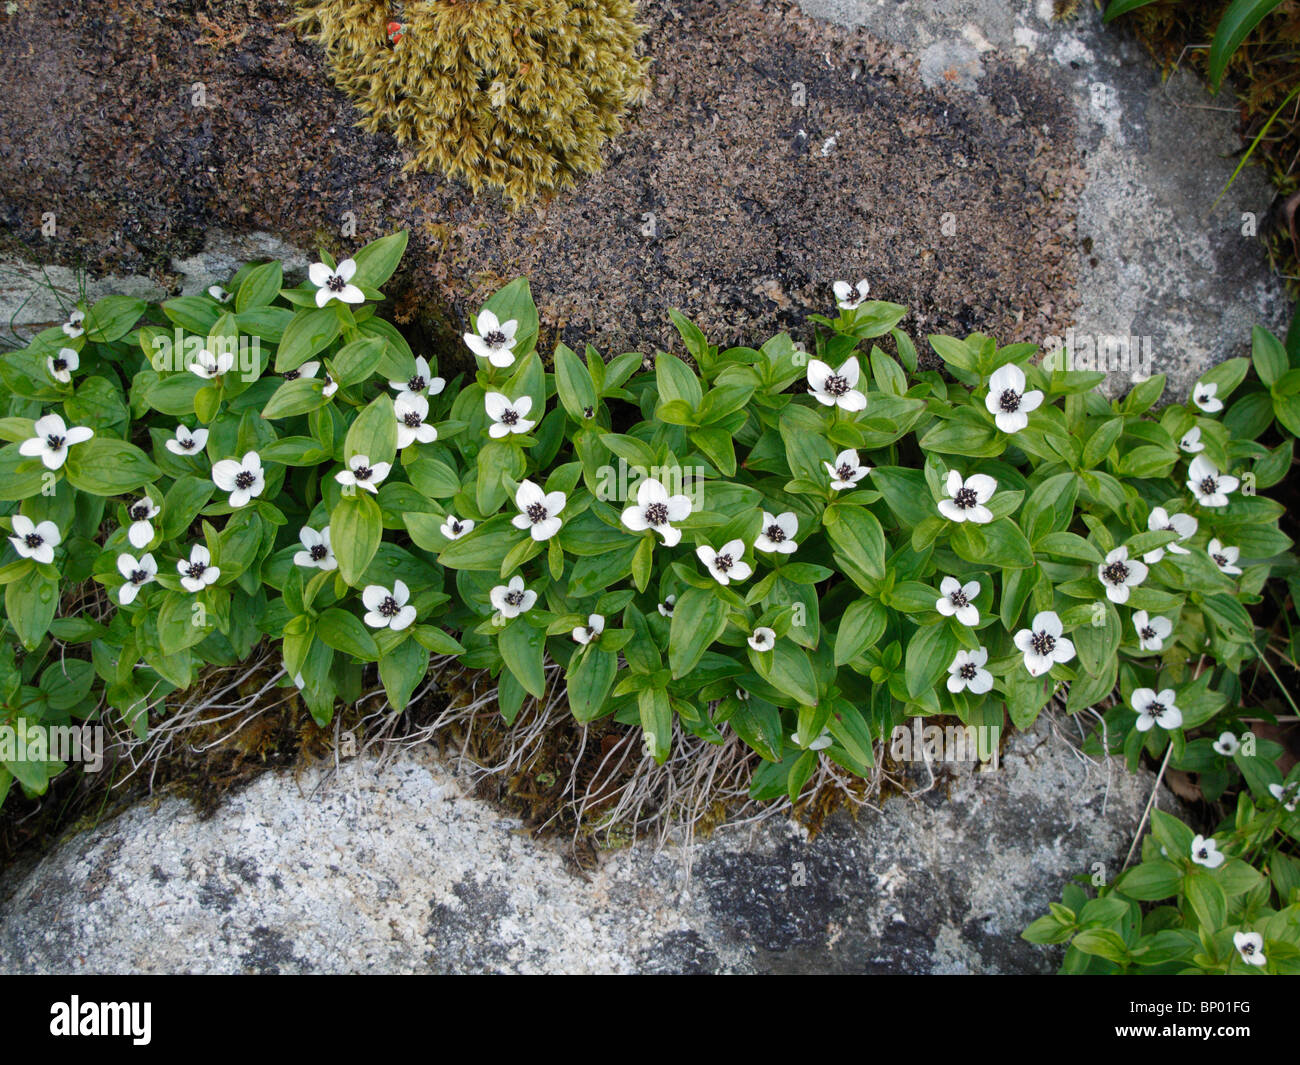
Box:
293;0;651;207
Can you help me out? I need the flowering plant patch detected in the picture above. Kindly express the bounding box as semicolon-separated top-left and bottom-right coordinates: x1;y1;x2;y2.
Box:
0;232;1297;841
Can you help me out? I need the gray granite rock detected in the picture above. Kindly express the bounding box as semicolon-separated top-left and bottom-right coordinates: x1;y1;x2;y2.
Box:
0;714;1159;974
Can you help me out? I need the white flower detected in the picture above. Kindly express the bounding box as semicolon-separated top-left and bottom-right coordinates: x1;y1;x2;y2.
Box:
1190;834;1224;869
8;515;59;565
946;647;993;694
321;371;338;398
189;347;235;379
464;309;519;367
309;258;364;307
394;393;438;449
1131;610;1172;652
441;515;473;540
1098;545;1147;604
1013;611;1075;677
754;511;798;554
1232;931;1266;967
1212;732;1241;757
621;477;692;547
658;595;676;618
490;576;537;619
936;576;980;627
1269;782;1298;812
1143;507;1197;564
362;580;416;631
791;728;833;751
281;361;318;382
511;480;566;541
807;357;867;411
293;526;337;571
115;552;157;605
47;347;78;384
166;424;209;456
177;543;220;593
1179;425;1204;453
938;470;996;524
335;454;390;494
985;363;1043;434
125;497;160;550
389;356;445;404
696;539;752;585
485;392;535;438
573;614;605;645
1133;687;1183;732
824;449;870;491
833;279;870;310
211;451;266;507
19;414;94;470
748;626;776;651
1193;382;1223;413
1207;538;1243;576
1187;455;1238;507
208;285;232;303
61;309;84;338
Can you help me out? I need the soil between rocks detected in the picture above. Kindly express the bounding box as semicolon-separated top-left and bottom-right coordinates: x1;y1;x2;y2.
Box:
0;0;1082;359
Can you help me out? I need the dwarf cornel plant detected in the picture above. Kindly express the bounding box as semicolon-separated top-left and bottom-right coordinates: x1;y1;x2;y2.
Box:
292;0;651;206
2;230;1299;930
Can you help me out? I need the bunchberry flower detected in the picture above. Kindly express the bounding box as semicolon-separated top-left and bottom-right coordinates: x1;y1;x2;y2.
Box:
394;393;438;449
807;357;867;412
511;480;566;541
1187;455;1238;507
47;347;78;384
464;309;519;367
696;539;752;585
485;392;535;437
19;413;94;470
1192;382;1223;413
490;576;537;619
1133;687;1182;732
389;355;445;404
984;363;1043;434
166;424;209;456
8;515;59;565
938;471;996;524
1207;538;1242;576
946;647;993;694
936;576;980;627
1013;611;1075;677
754;511;798;555
126;497;160;550
178;544;221;593
1143;507;1196;564
212;451;265;507
832;278;870;310
309;259;364;308
1131;610;1172;652
1190;834;1224;869
362;580;416;631
335;454;390;494
748;627;776;652
824;449;870;491
293;526;337;571
573;614;605;645
441;515;474;540
1233;932;1266;968
621;477;691;547
1098;545;1147;604
116;552;157;605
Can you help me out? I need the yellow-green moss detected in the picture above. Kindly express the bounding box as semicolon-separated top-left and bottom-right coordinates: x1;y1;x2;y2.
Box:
292;0;651;207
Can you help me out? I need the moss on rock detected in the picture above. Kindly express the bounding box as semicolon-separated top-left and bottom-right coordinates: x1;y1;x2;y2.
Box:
293;0;651;206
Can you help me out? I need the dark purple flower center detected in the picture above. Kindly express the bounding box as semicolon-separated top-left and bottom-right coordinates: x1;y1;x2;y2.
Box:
449;521;463;535
46;434;65;450
953;486;977;510
130;569;148;585
1146;702;1167;718
644;502;669;526
1030;631;1056;657
283;368;301;381
504;590;524;607
353;465;372;481
714;553;734;572
765;524;786;543
1195;845;1210;860
24;533;43;549
583;406;594;419
1103;561;1129;585
52;357;67;371
484;330;506;347
823;374;849;397
186;561;206;579
1213;553;1228;568
999;388;1020;412
526;502;549;524
500;409;518;426
959;662;977;680
179;437;196;450
403;411;423;428
130;503;151;521
1140;625;1156;641
948;588;968;608
1200;476;1218;495
310;544;328;561
327;275;346;292
408;374;426;392
234;470;256;489
378;596;399;617
836;463;855;480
